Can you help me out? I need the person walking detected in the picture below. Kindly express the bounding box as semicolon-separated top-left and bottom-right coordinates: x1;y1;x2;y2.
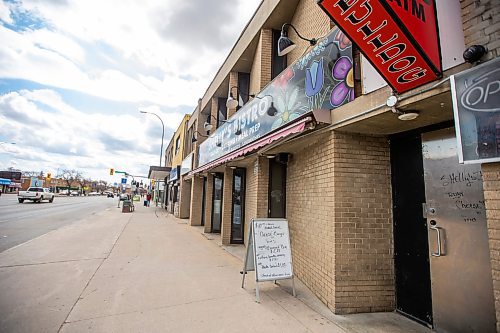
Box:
146;193;151;207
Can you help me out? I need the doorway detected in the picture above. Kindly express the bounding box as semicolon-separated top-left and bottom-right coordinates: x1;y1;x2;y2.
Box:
211;173;223;233
231;168;245;244
391;127;496;332
269;159;287;218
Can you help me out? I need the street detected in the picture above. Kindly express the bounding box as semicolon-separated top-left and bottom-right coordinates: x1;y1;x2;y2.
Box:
0;195;118;252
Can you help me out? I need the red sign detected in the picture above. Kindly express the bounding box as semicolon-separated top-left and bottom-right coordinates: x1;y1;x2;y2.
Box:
318;0;442;94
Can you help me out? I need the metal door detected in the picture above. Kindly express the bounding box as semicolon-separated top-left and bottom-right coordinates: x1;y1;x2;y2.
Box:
422;128;496;333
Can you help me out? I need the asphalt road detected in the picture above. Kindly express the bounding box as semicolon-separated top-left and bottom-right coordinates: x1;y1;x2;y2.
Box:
0;194;119;253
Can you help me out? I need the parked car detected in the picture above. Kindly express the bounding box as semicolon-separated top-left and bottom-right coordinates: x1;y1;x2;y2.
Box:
18;187;54;203
107;192;114;198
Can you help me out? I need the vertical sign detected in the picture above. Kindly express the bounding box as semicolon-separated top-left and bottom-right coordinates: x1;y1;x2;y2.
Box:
451;57;500;164
317;0;442;93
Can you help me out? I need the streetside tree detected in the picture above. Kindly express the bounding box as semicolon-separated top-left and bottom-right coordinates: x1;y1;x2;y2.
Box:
60;169;80;195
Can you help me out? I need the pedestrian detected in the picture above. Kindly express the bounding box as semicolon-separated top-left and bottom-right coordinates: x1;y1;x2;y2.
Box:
146;193;151;207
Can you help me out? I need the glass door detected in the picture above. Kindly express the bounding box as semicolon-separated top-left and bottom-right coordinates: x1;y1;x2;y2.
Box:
269;159;286;218
211;173;223;233
231;168;245;243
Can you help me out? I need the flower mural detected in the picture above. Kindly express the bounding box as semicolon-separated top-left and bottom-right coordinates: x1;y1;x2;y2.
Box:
198;27;355;167
331;56;354;107
334;29;351;50
305;58;324;97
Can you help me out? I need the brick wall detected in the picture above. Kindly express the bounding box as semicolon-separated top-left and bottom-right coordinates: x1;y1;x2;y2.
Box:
244;157;269;246
287;131;394;314
461;0;499;60
228;72;238;118
462;0;500;328
249;35;262;95
483;162;500;332
189;176;204;226
260;29;272;90
179;178;191;219
287;0;331;66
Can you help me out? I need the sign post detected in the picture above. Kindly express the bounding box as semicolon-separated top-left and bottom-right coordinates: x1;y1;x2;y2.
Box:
242;218;296;303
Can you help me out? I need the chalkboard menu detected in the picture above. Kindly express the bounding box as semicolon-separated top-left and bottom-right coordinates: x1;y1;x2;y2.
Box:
253;219;293;281
242;218;295;302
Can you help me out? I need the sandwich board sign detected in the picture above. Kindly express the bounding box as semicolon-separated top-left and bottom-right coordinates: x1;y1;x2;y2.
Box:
241;218;296;302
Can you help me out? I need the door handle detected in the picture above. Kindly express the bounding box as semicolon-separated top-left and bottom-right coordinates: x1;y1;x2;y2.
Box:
429;221;442;257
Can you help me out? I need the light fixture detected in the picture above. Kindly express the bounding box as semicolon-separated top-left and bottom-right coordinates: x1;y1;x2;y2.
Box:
227;86;255;109
203;114;230;132
463;45;487;63
392;107;419;121
267;102;278;116
229;166;237;170
265;155;276;159
386;94;398;108
215;137;222;147
191;131;208;143
235;120;242;136
278;23;317;57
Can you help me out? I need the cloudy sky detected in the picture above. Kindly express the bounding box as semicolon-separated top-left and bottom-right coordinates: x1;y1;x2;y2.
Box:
0;0;261;185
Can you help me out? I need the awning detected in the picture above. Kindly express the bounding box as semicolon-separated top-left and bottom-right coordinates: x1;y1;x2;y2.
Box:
0;178;11;185
190;117;311;175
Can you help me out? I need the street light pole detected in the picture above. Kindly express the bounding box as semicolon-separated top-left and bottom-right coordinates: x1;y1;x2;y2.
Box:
139;110;165;167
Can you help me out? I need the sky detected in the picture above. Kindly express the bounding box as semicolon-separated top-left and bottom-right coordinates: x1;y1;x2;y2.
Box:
0;0;262;186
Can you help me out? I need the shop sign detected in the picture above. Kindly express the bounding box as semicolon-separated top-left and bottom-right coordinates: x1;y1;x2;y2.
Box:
180;153;193;175
451;57;500;164
0;178;11;185
169;166;180;182
318;0;442;94
198;27;354;166
30;177;43;187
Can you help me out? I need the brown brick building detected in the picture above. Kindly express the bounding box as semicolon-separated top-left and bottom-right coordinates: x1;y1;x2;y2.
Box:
172;0;500;331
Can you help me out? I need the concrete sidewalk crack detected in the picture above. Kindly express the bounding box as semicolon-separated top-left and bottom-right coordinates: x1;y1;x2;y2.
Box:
0;257;106;268
62;292;246;325
57;215;133;333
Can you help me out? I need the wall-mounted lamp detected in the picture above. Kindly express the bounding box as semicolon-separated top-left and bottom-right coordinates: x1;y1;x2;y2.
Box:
463;45;487;64
253;94;278;117
191;131;208;143
229;166;237;170
203;114;230;132
391;108;419;121
278;23;317;57
215;136;222;147
226;86;255;109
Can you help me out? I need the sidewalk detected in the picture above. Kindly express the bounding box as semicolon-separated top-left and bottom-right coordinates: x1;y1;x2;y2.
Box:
0;202;433;333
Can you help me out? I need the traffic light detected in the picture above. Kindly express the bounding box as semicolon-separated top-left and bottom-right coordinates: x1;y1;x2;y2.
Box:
110;168;115;175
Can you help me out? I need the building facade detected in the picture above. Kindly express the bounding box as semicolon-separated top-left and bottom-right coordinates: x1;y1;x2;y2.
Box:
167;0;499;331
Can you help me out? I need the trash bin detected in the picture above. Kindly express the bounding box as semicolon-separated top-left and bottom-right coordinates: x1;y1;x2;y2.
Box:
122;200;132;213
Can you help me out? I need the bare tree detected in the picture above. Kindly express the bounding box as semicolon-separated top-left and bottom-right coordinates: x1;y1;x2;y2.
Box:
60;169;80;195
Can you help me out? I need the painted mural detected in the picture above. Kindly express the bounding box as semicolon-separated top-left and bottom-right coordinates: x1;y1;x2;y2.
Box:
198;27;354;166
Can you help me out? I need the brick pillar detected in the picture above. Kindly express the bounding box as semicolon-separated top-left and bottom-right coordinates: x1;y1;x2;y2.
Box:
228;72;238;118
483;162;500;332
260;29;272;90
209;97;218;132
256;157;269;217
204;173;214;233
189;176;204;226
179;178;191;219
221;168;234;245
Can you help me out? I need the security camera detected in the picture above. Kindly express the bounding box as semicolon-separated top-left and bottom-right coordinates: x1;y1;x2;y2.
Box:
463;45;487;63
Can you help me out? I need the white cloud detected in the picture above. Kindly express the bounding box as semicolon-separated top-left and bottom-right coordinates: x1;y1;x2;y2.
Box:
0;0;262;181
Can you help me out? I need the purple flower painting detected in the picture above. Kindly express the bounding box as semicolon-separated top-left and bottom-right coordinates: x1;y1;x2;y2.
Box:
331;56;354;107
